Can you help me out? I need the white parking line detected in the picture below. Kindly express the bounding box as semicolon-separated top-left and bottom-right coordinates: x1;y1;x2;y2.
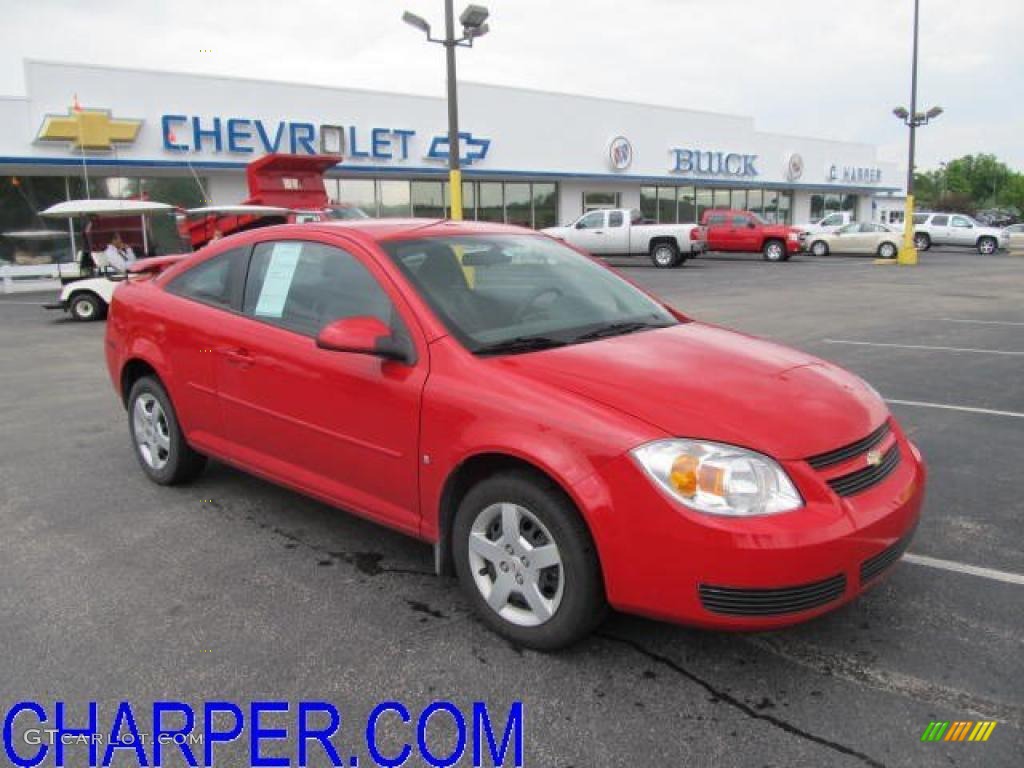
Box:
823;339;1024;356
942;318;1024;327
885;399;1024;419
904;553;1024;586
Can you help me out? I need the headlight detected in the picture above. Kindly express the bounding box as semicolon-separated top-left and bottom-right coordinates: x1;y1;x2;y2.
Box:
631;439;802;517
787;232;800;240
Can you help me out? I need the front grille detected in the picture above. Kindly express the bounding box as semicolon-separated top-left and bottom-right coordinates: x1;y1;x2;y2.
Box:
699;573;847;617
860;527;916;584
828;444;901;497
808;422;891;470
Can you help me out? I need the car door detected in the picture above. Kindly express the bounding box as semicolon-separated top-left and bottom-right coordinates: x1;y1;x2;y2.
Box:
730;214;759;251
570;210;609;254
928;214;951;245
705;213;731;251
214;236;427;534
161;246;250;445
949;215;976;246
603;210;629;253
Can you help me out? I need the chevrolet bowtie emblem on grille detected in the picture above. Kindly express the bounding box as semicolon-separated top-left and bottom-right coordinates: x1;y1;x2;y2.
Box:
866;449;883;467
36;108;143;151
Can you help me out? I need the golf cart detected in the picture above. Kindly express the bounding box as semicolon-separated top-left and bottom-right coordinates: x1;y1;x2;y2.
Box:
0;229;72;293
40;199;185;321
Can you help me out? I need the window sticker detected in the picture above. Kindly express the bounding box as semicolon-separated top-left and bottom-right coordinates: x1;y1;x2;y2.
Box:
254;242;303;317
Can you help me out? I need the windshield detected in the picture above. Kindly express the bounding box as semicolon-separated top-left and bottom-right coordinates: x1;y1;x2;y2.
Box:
382;234;679;354
326;206;370;220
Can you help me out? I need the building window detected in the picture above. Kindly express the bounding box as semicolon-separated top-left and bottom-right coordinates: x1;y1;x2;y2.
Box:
477;182;504;222
810;193;857;222
746;189;763;219
582;191;620;212
504;183;532;227
337;178;378;216
677;187;696;223
695;188;713;221
379;180;411;217
531;183;558;229
640;187;657;221
712;188;731;209
730;189;747;212
657;187;677;224
411;180;445;218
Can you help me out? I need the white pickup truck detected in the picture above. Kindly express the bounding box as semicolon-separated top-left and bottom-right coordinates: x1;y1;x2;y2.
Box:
542;208;706;268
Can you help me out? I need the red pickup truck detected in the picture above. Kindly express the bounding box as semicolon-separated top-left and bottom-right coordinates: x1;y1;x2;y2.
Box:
701;209;805;262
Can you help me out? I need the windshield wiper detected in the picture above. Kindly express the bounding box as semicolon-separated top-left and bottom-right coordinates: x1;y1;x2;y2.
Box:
475;335;568;356
572;320;668;343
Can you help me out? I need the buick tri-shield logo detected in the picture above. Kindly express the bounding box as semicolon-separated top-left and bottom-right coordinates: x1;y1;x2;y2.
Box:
609;136;633;171
786;153;805;181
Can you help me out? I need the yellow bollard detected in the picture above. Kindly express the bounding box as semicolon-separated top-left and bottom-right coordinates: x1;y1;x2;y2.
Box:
897;194;918;266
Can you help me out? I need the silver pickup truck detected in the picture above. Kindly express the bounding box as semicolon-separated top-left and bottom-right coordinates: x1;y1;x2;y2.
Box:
542;208;706;268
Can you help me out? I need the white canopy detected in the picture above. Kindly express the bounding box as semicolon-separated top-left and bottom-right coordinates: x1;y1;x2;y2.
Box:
185;205;292;217
40;199;178;219
1;229;68;240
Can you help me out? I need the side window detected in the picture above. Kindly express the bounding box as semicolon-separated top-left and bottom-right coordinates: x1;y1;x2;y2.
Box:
243;241;397;337
912;213;929;225
931;215;949;226
577;211;606;230
951;216;972;228
608;210;625;227
707;214;728;227
731;215;750;227
166;247;248;310
822;214;840;226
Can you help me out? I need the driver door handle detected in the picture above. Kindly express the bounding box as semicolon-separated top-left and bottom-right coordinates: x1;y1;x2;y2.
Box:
224;347;255;368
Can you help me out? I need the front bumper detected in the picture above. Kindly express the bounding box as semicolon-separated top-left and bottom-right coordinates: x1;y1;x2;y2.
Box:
572;426;926;630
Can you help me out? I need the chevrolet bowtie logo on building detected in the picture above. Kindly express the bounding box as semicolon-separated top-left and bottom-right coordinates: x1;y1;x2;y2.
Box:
36;101;143;151
921;721;997;743
426;132;491;165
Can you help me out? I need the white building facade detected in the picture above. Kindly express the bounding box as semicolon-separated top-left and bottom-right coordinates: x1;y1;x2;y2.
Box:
1;60;902;242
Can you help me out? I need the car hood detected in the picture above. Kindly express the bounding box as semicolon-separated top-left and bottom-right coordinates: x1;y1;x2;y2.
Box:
490;323;888;460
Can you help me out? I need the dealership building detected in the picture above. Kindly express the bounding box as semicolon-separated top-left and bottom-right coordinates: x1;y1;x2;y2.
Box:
1;60;903;247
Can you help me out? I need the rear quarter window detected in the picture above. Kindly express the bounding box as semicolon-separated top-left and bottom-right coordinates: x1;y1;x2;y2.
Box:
165;247;249;310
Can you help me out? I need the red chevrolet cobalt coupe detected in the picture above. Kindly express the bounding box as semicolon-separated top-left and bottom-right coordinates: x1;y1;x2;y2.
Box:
106;220;925;649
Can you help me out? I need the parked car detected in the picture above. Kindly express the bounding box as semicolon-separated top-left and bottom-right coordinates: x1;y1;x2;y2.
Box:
911;212;1008;254
807;222;901;259
799;211;854;235
701;209;804;262
542;208;705;268
106;219;925;650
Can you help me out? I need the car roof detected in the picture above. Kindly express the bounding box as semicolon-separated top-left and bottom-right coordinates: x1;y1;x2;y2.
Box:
298;218;539;242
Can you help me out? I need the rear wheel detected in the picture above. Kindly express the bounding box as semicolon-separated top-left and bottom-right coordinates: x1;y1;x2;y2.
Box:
762;239;786;262
877;241;898;259
913;233;931;251
810;240;830;257
650;241;682;268
452;471;606;650
977;236;997;255
128;376;207;485
69;292;105;322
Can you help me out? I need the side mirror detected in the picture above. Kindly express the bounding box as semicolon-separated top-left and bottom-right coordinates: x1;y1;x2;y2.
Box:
316;316;413;363
574;220;586;229
748;221;756;229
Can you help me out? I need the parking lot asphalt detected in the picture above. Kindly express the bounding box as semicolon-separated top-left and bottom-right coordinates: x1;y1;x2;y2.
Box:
1;248;1021;767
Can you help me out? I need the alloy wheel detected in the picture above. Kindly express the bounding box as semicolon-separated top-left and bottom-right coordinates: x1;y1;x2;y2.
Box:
133;393;171;470
467;502;564;627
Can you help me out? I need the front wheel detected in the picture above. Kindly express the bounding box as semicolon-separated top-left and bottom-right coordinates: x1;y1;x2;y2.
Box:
452;471;606;650
128;376;207;485
877;241;898;259
913;233;931;251
810;240;829;257
762;239;786;262
69;292;105;322
650;241;681;268
977;237;997;255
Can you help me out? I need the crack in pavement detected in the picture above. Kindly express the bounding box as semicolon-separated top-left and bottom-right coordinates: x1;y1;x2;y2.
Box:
598;632;887;768
746;635;1024;729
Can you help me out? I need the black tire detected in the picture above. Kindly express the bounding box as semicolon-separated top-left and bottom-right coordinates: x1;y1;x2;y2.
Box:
127;376;207;485
810;240;830;257
877;241;898;260
452;470;607;650
762;239;787;262
69;292;106;322
977;236;997;255
913;233;931;251
650;241;681;269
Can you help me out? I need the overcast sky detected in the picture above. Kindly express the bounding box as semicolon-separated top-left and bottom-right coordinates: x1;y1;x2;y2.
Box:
1;0;1021;171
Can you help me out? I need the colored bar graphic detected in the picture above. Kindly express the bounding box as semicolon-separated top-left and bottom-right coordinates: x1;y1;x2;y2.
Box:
921;721;949;741
922;720;997;743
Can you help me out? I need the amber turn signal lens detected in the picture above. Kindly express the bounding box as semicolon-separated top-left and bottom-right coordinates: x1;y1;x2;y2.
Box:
669;455;699;496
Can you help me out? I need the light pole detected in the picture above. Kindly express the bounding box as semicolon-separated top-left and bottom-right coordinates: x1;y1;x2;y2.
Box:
403;2;490;220
892;0;942;265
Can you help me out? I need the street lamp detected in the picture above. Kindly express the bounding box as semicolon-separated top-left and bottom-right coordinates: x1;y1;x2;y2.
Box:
402;2;490;220
891;0;942;265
